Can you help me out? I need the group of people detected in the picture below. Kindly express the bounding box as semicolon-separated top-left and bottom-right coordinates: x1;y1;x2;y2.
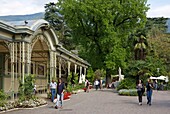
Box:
136;79;153;106
50;78;65;109
94;79;103;90
50;78;154;109
84;79;103;92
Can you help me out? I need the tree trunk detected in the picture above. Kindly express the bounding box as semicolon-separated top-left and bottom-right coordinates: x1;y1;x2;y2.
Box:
106;68;111;88
140;49;144;60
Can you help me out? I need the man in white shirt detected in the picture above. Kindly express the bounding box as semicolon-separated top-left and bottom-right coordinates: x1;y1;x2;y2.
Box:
50;79;57;102
94;79;99;90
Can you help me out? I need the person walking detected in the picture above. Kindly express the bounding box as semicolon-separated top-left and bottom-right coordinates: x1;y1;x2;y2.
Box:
85;79;90;93
94;79;99;90
33;84;37;95
55;78;65;109
99;79;103;89
50;79;57;102
136;80;144;105
146;79;153;106
154;80;158;90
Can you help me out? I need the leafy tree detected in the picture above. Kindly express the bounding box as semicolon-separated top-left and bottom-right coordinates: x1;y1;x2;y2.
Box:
127;28;148;60
86;67;95;83
56;0;149;85
44;2;74;50
44;2;62;30
117;78;136;91
146;17;170;72
125;56;166;82
94;69;106;80
125;60;150;80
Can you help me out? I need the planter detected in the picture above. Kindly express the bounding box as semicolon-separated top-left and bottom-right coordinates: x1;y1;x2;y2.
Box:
83;88;87;92
64;92;71;100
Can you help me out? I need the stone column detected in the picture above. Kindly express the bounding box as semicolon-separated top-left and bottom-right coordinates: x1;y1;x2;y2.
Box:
47;61;49;84
50;51;54;82
36;62;38;76
84;67;87;76
54;52;57;78
15;42;18;98
19;42;22;80
79;66;82;83
33;62;36;74
22;42;25;84
59;57;61;78
84;67;87;82
26;43;31;74
74;64;77;75
11;43;15;100
5;53;8;75
68;61;71;76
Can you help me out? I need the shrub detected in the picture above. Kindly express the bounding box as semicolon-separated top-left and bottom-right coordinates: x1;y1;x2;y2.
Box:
118;89;146;96
117;78;136;91
66;84;73;93
118;89;138;96
0;90;8;101
0;90;8;107
72;83;85;91
18;75;36;101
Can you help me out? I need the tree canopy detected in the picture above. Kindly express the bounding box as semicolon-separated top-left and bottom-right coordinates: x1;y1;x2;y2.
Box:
44;2;74;50
56;0;149;83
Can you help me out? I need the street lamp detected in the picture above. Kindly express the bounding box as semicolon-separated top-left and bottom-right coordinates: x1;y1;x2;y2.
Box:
157;68;160;76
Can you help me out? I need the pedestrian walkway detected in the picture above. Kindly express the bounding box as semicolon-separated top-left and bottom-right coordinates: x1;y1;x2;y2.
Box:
2;89;170;114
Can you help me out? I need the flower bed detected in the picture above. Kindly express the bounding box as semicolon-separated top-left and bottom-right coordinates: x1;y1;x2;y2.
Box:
0;98;47;112
64;92;71;100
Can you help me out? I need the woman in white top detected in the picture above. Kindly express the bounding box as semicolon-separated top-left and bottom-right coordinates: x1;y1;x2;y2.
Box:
136;80;144;105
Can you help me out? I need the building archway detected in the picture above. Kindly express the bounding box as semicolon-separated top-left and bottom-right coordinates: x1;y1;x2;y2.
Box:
0;40;10;90
30;34;52;91
0;19;90;98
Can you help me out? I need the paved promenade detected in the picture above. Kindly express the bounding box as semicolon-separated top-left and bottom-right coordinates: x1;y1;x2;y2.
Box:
3;89;170;114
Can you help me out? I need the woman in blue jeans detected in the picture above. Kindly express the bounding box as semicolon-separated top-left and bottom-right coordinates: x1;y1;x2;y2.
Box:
55;78;65;109
50;79;57;102
146;79;153;106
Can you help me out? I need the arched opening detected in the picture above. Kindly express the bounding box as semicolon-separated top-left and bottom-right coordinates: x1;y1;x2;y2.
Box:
31;35;50;93
0;40;10;90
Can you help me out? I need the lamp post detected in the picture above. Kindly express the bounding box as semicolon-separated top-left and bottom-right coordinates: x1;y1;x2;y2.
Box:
165;76;169;90
157;68;160;76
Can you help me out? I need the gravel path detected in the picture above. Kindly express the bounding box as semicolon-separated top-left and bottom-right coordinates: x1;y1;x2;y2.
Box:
2;89;170;114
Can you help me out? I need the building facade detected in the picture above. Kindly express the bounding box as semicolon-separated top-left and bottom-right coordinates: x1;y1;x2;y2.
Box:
0;19;90;100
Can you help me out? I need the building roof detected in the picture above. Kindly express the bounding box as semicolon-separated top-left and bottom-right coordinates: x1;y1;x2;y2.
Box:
0;19;90;67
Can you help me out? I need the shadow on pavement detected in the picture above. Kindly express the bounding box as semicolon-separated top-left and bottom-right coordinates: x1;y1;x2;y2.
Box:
59;109;73;111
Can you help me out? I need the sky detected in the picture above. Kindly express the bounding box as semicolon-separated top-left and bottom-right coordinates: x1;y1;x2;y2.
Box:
147;0;170;17
0;0;170;18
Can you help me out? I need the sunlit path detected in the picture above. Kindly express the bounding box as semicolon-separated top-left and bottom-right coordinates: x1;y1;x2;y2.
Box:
3;89;170;114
